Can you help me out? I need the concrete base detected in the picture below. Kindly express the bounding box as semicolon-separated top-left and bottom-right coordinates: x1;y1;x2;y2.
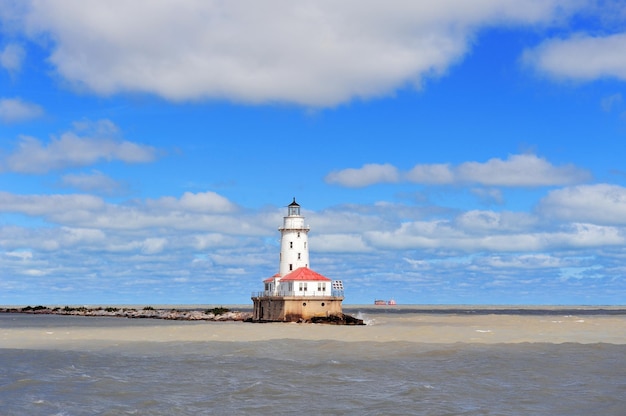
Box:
251;295;343;322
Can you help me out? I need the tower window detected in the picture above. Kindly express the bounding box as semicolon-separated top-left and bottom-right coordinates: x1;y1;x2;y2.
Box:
289;264;293;271
290;242;293;249
297;232;300;238
297;253;301;260
304;242;307;249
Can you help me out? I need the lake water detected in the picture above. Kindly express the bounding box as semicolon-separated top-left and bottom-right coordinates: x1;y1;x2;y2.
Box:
1;308;625;415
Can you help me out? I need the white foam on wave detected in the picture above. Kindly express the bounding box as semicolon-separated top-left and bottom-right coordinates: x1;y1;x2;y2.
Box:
355;312;375;326
475;329;492;333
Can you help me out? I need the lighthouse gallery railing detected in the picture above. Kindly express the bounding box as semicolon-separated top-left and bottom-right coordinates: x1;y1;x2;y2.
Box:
251;290;344;298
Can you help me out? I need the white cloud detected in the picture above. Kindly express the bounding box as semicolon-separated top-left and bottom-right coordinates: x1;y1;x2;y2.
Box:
313;233;372;253
523;32;626;81
141;237;167;254
0;190;256;235
0;98;43;123
325;163;399;188
328;154;590;188
538;184;626;224
0;44;25;73
470;188;504;205
455;210;537;233
194;234;236;250
405;163;454;184
456;154;591;186
150;191;237;214
59;171;126;195
362;210;625;252
5;250;33;260
0;191;105;217
477;254;569;269
13;0;579;107
2;119;157;173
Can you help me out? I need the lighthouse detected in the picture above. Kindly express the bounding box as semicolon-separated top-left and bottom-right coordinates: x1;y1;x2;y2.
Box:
251;198;344;322
278;198;310;276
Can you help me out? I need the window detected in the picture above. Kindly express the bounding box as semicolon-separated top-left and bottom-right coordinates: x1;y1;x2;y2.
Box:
318;283;325;292
297;232;300;238
304;242;307;249
289;264;293;271
299;282;307;292
289;242;293;249
297;253;301;260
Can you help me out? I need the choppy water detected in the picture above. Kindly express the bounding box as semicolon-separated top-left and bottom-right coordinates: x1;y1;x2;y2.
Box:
2;313;626;415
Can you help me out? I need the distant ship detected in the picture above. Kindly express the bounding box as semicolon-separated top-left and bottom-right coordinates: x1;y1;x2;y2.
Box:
374;299;396;305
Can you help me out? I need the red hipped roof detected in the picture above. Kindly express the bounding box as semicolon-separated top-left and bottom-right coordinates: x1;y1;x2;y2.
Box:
263;273;280;283
279;267;331;282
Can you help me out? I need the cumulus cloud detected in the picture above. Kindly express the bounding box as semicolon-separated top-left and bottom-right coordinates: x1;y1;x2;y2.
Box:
327;154;590;188
364;217;625;252
455;210;537;233
1;119;157;173
477;254;568;269
0;98;43;123
313;233;372;253
148;191;238;214
455;154;590;186
0;190;252;234
470;188;504;205
405;163;455;184
0;43;25;73
5;250;33;261
538;184;626;224
325;163;399;188
523;32;626;81
10;0;580;107
0;191;105;217
59;171;127;195
141;237;167;254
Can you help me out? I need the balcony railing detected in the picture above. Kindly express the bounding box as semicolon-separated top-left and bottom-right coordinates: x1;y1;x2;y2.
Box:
251;290;344;298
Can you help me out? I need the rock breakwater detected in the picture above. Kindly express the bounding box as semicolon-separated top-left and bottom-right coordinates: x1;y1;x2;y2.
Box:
0;305;252;321
1;305;364;325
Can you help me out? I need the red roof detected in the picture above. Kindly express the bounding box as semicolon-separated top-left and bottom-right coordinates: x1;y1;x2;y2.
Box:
263;273;280;283
280;267;331;282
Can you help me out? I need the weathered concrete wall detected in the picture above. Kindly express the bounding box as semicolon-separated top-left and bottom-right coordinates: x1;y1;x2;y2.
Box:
252;296;343;322
252;297;285;321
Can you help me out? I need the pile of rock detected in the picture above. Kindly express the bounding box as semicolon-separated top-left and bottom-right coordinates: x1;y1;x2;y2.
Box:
309;313;365;325
0;306;253;321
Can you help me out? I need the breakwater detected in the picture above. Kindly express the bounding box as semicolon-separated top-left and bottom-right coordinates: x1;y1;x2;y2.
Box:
0;305;252;321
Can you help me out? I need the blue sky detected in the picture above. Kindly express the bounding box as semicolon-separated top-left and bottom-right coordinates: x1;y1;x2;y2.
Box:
1;1;625;306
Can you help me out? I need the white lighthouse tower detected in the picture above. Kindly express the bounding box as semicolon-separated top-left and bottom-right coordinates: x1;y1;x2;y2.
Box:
252;198;345;322
278;198;310;276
